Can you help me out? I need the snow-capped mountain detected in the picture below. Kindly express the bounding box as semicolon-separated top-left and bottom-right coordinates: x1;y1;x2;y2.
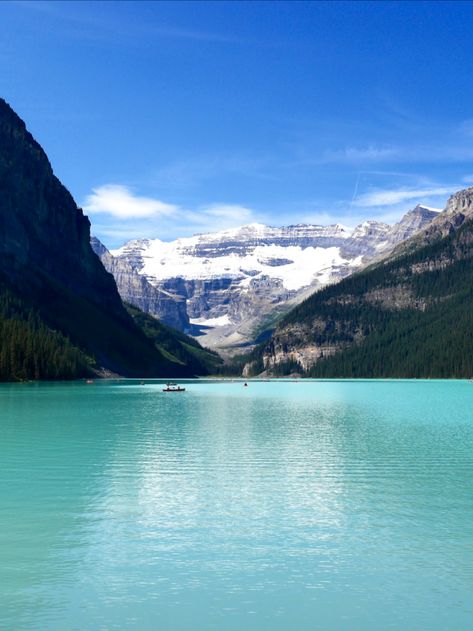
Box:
93;205;439;354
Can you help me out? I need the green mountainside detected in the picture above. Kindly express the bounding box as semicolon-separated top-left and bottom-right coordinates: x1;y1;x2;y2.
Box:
0;97;218;381
126;305;223;376
243;188;473;378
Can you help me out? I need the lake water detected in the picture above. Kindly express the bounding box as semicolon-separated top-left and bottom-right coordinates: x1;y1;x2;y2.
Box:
1;380;473;630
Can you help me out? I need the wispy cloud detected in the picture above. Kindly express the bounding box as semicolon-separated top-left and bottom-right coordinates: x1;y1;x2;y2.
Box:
148;154;275;192
183;203;258;232
15;1;241;45
312;112;473;167
199;204;254;222
323;145;400;164
355;186;451;207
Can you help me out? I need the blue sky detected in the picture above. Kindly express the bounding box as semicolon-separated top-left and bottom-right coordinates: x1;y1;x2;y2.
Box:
2;1;473;246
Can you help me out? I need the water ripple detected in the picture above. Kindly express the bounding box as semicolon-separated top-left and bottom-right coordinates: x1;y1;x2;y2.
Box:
1;380;473;630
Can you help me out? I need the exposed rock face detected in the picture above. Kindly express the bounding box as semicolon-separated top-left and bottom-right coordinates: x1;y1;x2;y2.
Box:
0;97;191;376
0;99;118;309
363;286;427;311
102;207;437;354
91;237;189;330
393;194;473;256
385;205;441;247
260;318;359;375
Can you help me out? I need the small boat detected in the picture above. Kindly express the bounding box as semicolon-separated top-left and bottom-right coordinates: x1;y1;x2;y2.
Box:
163;382;186;392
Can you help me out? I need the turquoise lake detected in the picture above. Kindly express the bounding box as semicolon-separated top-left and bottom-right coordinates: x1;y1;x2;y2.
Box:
1;379;473;630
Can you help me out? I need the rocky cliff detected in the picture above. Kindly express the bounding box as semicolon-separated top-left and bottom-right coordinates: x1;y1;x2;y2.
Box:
91;237;189;330
102;206;438;354
0;99;116;308
0;97;201;377
393;190;473;254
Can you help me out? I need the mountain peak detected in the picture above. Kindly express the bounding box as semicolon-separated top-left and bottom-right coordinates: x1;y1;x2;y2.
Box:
389;188;473;257
414;204;442;213
0;97;23;122
445;186;473;214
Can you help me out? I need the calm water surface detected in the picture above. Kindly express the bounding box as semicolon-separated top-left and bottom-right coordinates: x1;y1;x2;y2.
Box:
1;380;473;630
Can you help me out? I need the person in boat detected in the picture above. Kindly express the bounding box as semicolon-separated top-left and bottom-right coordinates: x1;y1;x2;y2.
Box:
163;382;185;392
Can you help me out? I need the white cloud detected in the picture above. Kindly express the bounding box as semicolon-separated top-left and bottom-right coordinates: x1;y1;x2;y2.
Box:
355;187;451;207
182;204;260;235
83;184;262;245
84;179;455;251
84;184;178;219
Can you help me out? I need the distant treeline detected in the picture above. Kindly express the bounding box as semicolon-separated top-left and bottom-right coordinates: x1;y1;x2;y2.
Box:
0;287;225;382
0;288;90;381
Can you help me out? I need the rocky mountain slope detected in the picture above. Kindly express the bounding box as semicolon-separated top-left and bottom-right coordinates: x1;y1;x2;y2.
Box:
245;187;473;378
0;97;214;379
100;205;438;354
91;237;189;330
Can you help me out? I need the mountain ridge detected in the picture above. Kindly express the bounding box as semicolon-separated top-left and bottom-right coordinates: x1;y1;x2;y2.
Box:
97;204;439;354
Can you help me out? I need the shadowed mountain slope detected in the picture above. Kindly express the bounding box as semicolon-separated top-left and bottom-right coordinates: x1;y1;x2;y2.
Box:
0;97;215;379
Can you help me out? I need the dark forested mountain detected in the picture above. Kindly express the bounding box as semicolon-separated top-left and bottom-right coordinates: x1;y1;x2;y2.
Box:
243;187;473;378
0;97;215;380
